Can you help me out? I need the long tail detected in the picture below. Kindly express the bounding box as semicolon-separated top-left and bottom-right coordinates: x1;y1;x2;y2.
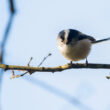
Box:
92;37;110;44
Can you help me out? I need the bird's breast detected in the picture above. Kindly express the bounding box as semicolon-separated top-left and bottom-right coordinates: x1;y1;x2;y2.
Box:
58;39;92;61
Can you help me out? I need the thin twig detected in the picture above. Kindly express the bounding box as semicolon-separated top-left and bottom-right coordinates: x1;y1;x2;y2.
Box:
20;71;28;76
27;57;33;67
38;53;52;67
15;57;33;78
14;53;52;78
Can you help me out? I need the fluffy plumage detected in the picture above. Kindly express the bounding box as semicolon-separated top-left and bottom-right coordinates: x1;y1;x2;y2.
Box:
57;29;110;62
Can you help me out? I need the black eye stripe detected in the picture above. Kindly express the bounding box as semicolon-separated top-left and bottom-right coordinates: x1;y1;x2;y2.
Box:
58;30;65;41
61;36;64;41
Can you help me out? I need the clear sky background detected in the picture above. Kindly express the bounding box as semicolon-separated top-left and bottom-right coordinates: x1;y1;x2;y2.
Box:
0;0;110;110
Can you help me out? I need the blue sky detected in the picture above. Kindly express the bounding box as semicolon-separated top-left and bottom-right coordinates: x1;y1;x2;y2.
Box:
0;0;110;110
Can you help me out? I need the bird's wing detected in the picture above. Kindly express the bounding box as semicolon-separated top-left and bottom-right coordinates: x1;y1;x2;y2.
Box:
78;35;96;42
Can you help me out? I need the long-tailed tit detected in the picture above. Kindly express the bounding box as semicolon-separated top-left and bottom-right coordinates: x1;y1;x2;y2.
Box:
57;29;110;64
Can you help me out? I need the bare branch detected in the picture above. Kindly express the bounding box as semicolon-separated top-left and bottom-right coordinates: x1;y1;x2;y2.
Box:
0;0;16;108
9;0;16;14
0;63;110;74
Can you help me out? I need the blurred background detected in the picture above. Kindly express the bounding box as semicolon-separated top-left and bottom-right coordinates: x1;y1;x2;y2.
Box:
0;0;110;110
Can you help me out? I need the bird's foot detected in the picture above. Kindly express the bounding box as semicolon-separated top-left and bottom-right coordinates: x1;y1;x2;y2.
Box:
85;58;88;66
68;61;73;66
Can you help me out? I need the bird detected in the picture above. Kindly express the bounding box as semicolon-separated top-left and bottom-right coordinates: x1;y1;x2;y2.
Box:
57;29;110;64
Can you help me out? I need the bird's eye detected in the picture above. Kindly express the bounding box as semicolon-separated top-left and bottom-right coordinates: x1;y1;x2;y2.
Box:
60;36;64;42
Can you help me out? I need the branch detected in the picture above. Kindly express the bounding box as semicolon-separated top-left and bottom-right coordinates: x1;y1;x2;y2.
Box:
37;53;52;67
0;0;16;109
0;63;110;73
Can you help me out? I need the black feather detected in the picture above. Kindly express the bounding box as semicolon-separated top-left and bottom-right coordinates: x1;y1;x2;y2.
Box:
67;29;79;44
79;35;96;41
